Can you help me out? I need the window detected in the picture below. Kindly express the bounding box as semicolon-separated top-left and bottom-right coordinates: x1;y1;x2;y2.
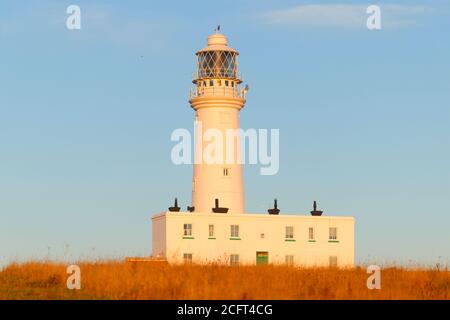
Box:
223;168;230;176
329;256;338;268
183;253;193;264
209;80;214;86
285;255;294;266
225;80;229;86
230;254;239;266
231;81;234;87
329;227;338;241
218;80;222;86
183;223;192;236
308;227;315;241
209;224;214;237
285;226;294;239
231;225;239;238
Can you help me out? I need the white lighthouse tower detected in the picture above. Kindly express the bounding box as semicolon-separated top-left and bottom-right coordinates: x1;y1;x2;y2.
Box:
189;32;247;214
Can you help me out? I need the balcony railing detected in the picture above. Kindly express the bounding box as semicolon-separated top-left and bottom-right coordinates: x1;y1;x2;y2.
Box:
192;71;243;82
189;86;247;99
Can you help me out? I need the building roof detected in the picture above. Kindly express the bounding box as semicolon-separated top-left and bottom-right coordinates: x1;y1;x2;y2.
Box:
152;211;355;221
196;33;239;55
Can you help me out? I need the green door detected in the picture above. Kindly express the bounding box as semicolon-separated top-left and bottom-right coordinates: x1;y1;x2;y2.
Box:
256;251;269;265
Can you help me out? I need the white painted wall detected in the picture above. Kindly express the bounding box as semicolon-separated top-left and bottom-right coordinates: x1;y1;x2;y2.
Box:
152;214;166;258
191;106;245;214
152;212;355;267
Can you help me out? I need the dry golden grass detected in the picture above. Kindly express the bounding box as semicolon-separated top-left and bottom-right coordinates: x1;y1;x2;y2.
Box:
0;261;449;300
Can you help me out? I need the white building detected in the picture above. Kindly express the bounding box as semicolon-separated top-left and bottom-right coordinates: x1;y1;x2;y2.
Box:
151;32;355;267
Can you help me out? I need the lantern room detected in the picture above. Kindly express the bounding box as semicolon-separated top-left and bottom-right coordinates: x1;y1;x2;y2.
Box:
191;33;245;100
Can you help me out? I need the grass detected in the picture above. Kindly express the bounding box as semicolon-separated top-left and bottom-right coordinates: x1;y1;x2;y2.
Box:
0;261;449;300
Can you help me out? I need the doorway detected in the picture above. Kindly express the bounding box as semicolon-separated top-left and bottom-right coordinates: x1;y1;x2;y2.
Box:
256;251;269;265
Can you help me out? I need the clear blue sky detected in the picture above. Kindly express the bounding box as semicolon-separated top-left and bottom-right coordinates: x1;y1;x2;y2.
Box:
0;0;449;267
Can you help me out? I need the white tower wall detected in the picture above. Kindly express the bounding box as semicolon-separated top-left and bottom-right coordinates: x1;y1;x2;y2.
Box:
189;33;247;214
192;106;244;213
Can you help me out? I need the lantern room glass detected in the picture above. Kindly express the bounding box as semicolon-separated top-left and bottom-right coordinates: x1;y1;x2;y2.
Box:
197;50;237;79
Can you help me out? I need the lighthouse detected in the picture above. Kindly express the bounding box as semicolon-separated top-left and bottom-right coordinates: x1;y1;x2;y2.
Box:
189;32;247;214
151;31;355;268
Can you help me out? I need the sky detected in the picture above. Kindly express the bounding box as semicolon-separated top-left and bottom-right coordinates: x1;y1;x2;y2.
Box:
0;0;449;267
